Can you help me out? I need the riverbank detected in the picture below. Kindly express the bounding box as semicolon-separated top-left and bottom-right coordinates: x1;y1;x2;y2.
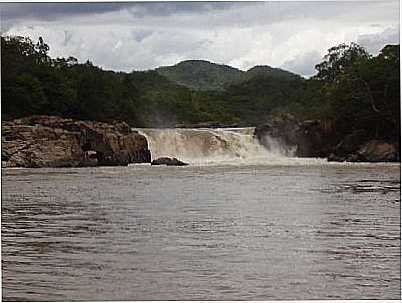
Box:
1;115;151;168
254;114;400;163
2;115;400;168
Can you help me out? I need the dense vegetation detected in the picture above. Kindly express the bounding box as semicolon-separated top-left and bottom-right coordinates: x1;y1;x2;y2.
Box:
156;60;243;91
156;60;299;91
1;35;400;146
2;36;193;126
305;43;400;143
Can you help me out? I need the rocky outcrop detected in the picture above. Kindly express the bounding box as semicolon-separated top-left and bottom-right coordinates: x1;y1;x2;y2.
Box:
2;115;151;168
151;157;189;166
254;114;334;157
357;140;398;162
329;140;398;162
332;130;368;157
254;114;399;162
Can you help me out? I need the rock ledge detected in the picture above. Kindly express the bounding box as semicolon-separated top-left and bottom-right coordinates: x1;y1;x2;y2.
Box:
2;115;151;168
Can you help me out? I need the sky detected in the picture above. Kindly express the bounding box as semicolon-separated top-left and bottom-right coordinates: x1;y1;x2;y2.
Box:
0;1;399;77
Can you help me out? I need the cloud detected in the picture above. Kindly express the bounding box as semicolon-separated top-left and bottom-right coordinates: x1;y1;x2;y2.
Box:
1;3;128;21
1;1;399;76
281;51;323;77
132;29;154;43
357;26;400;54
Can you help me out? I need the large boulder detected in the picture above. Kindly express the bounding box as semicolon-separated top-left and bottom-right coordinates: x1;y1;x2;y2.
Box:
151;157;189;166
333;130;368;157
254;114;332;157
356;140;398;162
329;141;398;162
327;130;369;162
2;115;151;168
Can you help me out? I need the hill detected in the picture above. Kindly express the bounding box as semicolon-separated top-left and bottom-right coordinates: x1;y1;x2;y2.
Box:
155;60;243;91
245;65;301;81
155;60;301;91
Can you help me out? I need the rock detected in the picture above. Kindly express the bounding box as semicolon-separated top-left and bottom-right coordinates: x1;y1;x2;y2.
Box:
2;115;151;168
333;130;368;157
175;121;239;128
151;157;189;166
357;140;398;162
2;150;11;161
327;130;368;162
328;139;398;163
254;114;331;157
254;115;299;156
345;154;362;162
328;153;346;162
255;115;399;163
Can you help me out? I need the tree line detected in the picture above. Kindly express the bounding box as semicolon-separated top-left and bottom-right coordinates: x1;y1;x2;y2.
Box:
1;35;400;144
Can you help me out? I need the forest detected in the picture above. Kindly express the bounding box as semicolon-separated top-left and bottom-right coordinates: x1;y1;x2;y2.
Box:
1;35;400;145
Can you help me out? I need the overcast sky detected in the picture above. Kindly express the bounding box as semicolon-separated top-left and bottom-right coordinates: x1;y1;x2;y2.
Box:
0;1;399;76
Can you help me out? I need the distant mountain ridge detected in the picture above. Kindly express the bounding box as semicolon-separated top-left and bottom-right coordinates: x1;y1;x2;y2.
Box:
155;60;300;91
244;65;301;81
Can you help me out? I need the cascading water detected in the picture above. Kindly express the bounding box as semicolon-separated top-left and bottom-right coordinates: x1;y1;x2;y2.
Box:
135;127;326;166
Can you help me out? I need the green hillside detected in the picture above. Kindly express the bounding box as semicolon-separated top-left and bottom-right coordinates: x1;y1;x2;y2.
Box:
245;65;301;81
155;60;301;91
156;60;243;91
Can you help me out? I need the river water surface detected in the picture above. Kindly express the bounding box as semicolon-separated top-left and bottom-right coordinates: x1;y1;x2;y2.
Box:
1;163;400;300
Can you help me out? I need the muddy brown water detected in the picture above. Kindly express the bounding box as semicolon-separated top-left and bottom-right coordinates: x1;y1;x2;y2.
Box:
1;163;401;300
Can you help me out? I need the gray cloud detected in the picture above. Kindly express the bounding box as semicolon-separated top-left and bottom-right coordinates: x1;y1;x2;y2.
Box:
0;2;245;25
358;26;400;54
132;29;154;43
281;51;323;77
0;3;128;21
124;2;244;18
1;1;399;76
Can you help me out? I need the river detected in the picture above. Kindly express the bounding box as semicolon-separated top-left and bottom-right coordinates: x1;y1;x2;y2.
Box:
1;128;401;300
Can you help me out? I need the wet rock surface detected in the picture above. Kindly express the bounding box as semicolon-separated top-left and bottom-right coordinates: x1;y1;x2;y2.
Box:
254;114;333;157
2;115;151;168
356;140;398;162
327;140;398;163
255;114;399;162
151;157;189;166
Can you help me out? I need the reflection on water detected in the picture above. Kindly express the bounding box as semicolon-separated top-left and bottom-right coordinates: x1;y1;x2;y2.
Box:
1;164;401;300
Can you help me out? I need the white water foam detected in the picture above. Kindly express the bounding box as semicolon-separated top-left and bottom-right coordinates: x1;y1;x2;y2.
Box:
135;127;329;166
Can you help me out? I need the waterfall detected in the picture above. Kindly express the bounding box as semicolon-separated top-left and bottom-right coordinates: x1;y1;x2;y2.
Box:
133;127;316;166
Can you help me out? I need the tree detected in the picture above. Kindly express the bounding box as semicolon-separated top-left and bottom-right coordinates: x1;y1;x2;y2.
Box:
314;42;370;84
311;42;400;141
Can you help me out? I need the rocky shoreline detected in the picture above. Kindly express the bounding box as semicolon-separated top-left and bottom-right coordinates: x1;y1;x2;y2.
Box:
2;116;151;168
254;114;399;163
2;115;399;168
